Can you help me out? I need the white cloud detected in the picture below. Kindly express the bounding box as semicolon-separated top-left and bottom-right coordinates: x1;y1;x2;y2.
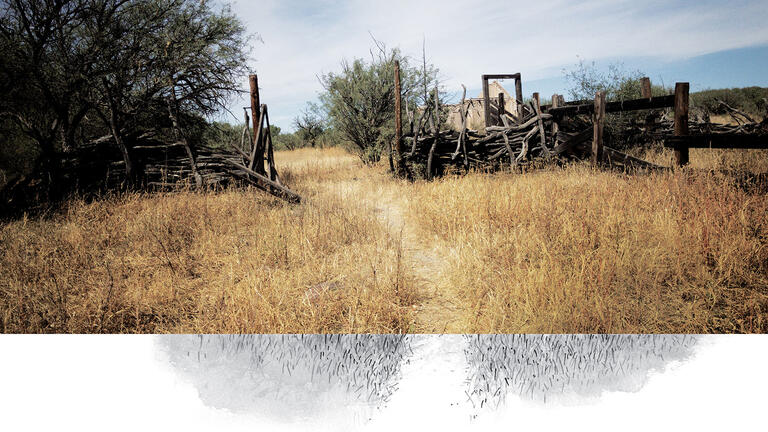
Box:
225;0;768;128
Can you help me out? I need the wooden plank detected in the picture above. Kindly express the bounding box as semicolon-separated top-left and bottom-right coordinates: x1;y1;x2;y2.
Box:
482;75;491;129
664;134;768;149
551;93;560;137
604;146;669;170
393;60;404;177
641;77;652;99
482;73;521;80
427;86;440;180
497;92;505;126
674;82;690;167
514;77;524;124
592;91;606;165
532;93;550;158
224;159;301;203
547;94;675;116
248;75;265;174
263;106;279;183
247;104;266;171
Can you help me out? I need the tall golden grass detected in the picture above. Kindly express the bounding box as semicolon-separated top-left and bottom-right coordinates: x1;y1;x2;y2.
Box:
407;162;768;333
1;146;767;333
0;148;419;333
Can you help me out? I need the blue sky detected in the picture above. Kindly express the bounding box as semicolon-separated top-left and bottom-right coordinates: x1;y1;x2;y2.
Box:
223;0;768;130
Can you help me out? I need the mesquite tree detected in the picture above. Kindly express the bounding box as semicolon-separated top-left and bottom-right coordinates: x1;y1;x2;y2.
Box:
0;0;248;194
318;41;438;165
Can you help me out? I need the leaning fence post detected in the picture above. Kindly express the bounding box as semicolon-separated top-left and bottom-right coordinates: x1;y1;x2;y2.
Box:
497;92;505;125
641;77;652;99
514;77;524;124
592;90;606;166
674;82;690;167
393;60;404;177
249;74;264;174
551;93;560;137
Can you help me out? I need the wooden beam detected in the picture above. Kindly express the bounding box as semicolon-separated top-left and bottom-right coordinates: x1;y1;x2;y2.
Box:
551;93;560;137
482;75;491;129
592;91;606;166
248;74;264;174
482;73;521;80
547;94;675;116
393;60;404;177
640;77;652;99
674;82;690;167
427;86;440;180
604;146;669;170
532;93;550;158
497;92;505;126
664;134;768;149
514;77;524;124
224;159;301;203
247;104;266;171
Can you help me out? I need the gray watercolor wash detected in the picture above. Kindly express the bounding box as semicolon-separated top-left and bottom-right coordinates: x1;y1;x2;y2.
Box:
158;334;413;421
464;334;699;408
158;334;698;420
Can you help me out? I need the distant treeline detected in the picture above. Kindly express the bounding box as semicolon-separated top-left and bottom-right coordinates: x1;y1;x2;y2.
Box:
689;87;768;116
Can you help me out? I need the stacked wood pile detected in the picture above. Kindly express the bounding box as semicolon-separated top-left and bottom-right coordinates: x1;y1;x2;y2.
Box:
4;75;301;207
401;86;664;178
398;74;767;178
130;74;301;203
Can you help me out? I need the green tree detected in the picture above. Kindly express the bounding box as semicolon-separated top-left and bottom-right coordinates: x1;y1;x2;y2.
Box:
0;0;249;194
563;58;667;102
294;103;324;148
318;40;435;164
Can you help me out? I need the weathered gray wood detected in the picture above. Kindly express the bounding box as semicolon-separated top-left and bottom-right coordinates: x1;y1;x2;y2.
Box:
641;77;652;99
673;82;690;167
532;93;550;159
514;77;524;124
664;134;768;149
249;74;264;174
592;91;606;165
497;92;505;126
482;76;491;129
551;93;560;137
604;146;669;170
427;86;440;180
248;105;267;171
547;94;675;116
224;159;301;203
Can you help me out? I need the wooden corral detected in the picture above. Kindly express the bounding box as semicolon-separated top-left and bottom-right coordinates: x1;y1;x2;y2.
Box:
393;69;768;179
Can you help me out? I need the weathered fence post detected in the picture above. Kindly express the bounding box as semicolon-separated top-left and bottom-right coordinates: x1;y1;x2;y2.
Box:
393;60;405;178
674;82;690;167
551;93;560;137
248;74;264;174
482;75;491;129
427;86;440;180
515;77;524;124
592;90;606;165
497;92;505;125
641;77;652;99
532;93;550;159
641;77;656;129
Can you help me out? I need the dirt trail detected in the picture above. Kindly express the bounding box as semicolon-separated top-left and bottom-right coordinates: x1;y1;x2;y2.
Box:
369;182;464;333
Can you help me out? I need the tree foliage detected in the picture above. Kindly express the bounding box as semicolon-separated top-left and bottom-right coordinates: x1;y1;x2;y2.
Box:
0;0;249;198
563;58;666;102
318;40;439;164
293;103;324;148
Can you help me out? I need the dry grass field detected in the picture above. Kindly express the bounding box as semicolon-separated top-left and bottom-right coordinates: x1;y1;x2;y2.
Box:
1;146;767;333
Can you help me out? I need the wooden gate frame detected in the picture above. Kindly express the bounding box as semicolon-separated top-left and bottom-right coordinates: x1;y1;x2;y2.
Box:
481;73;524;127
